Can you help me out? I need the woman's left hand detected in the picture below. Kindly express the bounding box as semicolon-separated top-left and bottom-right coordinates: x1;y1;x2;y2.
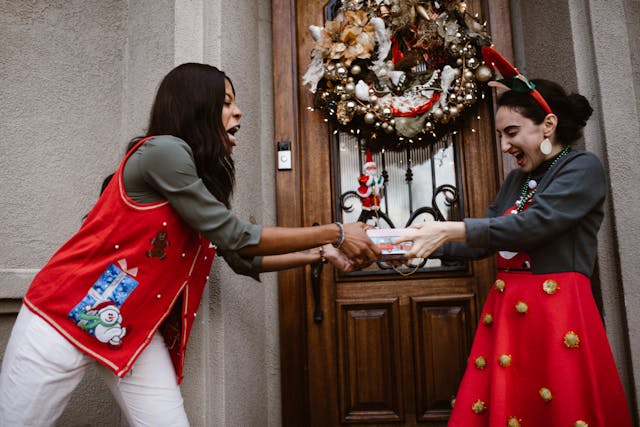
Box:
394;221;466;259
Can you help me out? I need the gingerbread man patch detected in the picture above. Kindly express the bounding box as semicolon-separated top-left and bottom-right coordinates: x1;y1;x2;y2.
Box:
147;230;169;259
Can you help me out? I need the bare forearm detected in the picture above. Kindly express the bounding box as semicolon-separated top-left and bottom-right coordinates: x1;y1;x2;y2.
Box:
238;224;340;257
260;249;321;272
445;222;466;242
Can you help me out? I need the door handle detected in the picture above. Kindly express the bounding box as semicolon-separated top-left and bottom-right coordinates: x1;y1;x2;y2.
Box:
310;222;323;323
310;258;324;323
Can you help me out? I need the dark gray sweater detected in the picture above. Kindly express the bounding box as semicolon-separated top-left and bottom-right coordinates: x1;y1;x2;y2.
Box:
437;150;606;277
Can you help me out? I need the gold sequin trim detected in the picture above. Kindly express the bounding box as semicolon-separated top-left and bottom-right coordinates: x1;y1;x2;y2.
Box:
564;331;580;348
498;354;512;367
494;279;506;292
472;399;486;414
539;387;553;402
515;301;528;314
475;356;487;370
542;279;559;295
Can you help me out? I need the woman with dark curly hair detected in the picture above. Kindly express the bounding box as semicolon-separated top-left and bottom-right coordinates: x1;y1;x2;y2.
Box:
397;48;632;427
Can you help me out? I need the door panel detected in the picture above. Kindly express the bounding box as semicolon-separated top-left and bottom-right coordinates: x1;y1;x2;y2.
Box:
337;299;403;423
273;1;513;426
412;293;475;421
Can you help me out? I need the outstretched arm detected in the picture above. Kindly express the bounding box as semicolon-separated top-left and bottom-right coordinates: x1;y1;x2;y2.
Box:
260;244;355;273
239;222;379;269
395;221;466;259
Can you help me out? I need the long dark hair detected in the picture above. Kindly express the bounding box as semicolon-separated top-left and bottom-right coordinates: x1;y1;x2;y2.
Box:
128;63;236;207
497;79;594;145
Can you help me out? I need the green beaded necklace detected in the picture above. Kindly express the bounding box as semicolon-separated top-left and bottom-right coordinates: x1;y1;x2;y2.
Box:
513;145;571;214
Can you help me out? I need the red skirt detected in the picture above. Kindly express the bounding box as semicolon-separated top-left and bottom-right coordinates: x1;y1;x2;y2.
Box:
449;270;632;427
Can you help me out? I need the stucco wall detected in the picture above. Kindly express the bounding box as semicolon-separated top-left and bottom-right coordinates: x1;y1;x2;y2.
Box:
0;1;128;424
0;1;277;426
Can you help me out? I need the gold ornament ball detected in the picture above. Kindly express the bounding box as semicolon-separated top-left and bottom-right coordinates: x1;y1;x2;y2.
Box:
364;112;376;125
476;65;493;82
498;354;512;367
475;356;487;370
515;301;528;314
507;417;522;427
483;313;493;325
543;279;559;295
564;331;580;348
351;64;362;75
345;82;356;94
574;421;589;427
539;387;553;402
494;279;506;292
472;399;486;414
432;108;444;120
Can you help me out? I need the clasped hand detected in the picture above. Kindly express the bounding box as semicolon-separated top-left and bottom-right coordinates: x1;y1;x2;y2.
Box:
322;222;380;272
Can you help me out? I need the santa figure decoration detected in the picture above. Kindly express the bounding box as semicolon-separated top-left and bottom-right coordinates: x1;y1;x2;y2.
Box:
356;149;385;211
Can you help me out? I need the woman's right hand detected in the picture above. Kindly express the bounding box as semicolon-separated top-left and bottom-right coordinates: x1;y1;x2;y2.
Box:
340;222;380;269
321;244;356;273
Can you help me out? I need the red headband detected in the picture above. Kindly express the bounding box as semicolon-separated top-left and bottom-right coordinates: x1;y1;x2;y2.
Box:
481;46;553;115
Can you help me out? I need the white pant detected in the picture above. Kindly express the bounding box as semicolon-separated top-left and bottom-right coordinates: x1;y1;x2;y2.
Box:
0;305;189;427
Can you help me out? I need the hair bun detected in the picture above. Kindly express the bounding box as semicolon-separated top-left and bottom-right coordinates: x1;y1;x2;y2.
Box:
567;93;593;128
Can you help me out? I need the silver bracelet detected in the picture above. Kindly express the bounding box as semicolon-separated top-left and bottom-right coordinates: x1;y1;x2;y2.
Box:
332;222;344;249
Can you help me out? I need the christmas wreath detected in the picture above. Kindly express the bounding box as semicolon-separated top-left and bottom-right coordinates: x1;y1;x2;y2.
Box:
303;0;494;150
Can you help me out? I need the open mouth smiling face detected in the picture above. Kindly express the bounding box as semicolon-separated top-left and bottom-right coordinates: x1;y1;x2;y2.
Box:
226;124;240;147
496;107;548;173
222;78;242;152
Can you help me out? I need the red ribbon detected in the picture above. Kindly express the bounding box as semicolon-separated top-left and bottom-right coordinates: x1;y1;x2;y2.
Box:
391;92;441;117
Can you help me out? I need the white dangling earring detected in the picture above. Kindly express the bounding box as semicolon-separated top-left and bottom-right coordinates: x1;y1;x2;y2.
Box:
540;138;552;155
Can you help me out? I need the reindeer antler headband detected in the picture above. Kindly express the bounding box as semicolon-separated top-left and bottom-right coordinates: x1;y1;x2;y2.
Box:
481;46;553;115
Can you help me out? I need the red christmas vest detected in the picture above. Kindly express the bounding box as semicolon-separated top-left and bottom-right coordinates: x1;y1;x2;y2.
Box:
24;137;216;383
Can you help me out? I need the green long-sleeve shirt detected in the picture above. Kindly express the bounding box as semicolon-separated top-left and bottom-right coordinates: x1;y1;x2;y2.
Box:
122;135;263;279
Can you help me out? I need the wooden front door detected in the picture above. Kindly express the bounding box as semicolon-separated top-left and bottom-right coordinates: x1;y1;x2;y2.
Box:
273;2;513;426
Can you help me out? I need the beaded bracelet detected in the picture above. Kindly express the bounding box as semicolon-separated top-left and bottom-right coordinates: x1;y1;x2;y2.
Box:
332;222;344;249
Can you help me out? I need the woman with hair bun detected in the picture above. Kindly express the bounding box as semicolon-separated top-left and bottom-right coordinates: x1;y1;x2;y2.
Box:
396;48;632;426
